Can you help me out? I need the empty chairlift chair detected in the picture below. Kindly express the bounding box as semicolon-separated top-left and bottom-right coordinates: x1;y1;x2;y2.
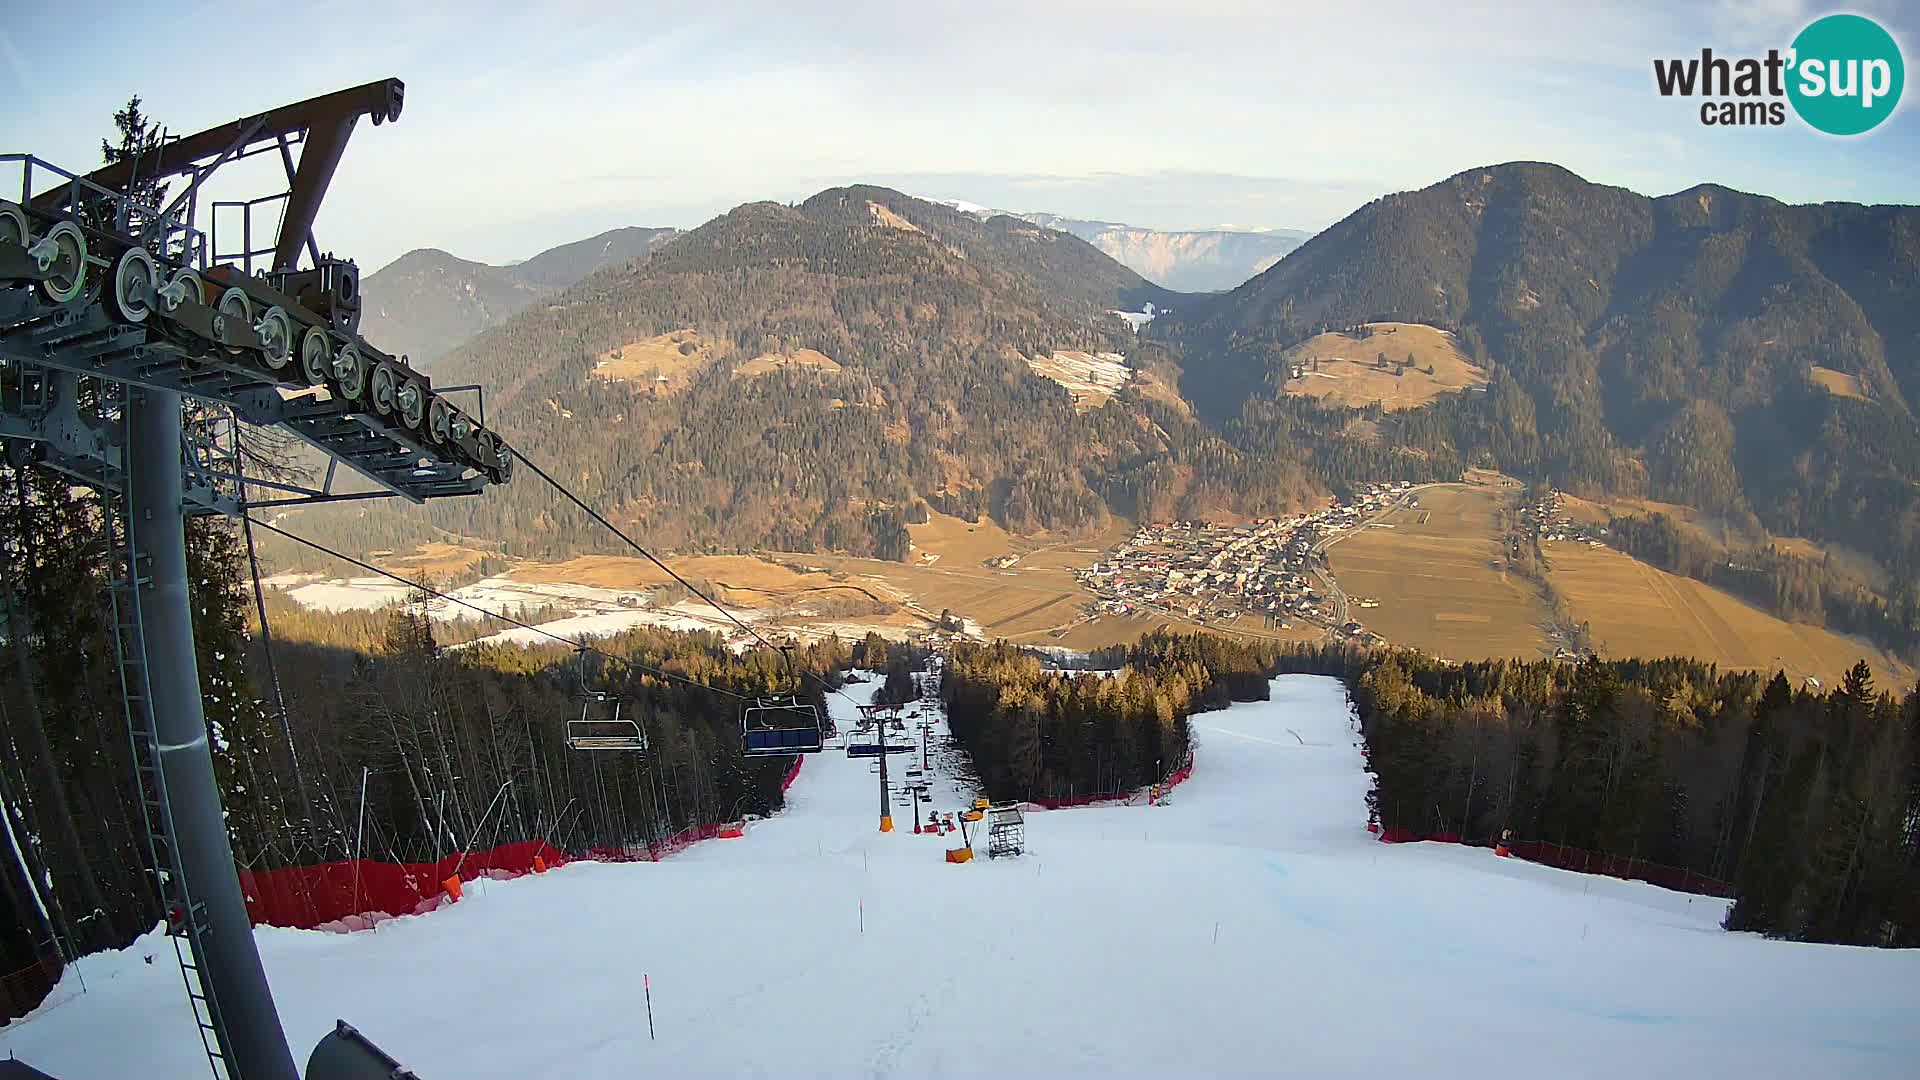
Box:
566;692;647;752
741;694;825;756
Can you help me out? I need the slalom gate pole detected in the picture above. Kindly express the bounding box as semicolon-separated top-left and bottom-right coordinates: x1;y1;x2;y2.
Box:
644;974;655;1040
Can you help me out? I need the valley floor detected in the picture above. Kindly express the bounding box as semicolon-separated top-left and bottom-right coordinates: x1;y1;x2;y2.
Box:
6;676;1917;1078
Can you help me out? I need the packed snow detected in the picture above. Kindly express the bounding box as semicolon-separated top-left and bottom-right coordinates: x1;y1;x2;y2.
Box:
1111;302;1158;331
6;675;1917;1079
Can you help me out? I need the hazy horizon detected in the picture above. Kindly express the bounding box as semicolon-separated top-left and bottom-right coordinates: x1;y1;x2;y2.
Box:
7;0;1916;271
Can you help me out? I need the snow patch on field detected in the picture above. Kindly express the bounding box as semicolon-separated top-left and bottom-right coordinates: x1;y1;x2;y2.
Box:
6;676;1918;1079
285;574;770;647
1025;350;1132;410
1112;302;1158;331
285;578;414;612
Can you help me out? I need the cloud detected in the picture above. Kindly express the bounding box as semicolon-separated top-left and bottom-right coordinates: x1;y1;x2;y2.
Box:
14;0;1913;271
1708;0;1809;46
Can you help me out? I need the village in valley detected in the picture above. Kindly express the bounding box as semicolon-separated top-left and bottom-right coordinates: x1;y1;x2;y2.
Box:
1072;482;1425;643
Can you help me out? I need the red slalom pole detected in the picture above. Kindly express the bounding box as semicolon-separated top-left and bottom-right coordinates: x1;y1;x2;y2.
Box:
644;973;656;1040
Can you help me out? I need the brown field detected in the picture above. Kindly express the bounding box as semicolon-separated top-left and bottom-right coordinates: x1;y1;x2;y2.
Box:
1281;322;1487;411
590;330;722;392
1807;365;1869;401
803;549;1332;652
1327;484;1554;661
733;348;843;378
1546;541;1911;688
383;542;493;580
905;510;1018;565
507;554;894;615
1462;467;1523;489
903;511;1134;570
804;556;1090;635
793;518;1172;644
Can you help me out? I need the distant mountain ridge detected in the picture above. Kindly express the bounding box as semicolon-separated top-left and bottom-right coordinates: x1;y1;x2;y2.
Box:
931;200;1310;292
292;185;1324;563
358;226;680;368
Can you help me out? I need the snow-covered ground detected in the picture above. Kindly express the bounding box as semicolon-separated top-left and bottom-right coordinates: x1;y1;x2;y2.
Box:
7;676;1918;1078
280;573;773;648
284;576;415;612
1111;302;1158;331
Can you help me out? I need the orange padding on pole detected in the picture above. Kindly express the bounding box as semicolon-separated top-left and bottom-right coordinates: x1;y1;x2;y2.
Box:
880;816;894;833
533;856;548;873
441;876;462;902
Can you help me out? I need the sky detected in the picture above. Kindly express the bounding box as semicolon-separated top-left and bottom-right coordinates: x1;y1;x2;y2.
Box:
4;0;1916;272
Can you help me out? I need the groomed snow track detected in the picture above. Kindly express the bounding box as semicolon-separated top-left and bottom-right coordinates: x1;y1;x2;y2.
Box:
5;675;1917;1078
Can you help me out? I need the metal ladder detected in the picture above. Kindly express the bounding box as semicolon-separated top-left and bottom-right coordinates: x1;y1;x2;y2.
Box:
103;403;233;1080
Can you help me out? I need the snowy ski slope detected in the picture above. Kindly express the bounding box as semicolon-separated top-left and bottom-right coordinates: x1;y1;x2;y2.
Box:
4;674;1917;1078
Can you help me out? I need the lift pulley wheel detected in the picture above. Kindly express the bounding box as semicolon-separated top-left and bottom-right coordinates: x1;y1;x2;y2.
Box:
36;222;87;304
299;326;333;387
256;306;294;369
110;247;157;324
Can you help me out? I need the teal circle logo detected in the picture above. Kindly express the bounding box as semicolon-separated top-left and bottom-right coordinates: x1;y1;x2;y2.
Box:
1787;14;1905;135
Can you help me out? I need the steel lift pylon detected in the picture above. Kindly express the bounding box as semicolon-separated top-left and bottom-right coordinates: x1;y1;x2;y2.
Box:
1;79;513;1080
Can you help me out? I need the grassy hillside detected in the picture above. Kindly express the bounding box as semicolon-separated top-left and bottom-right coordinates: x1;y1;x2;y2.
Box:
290;187;1326;563
1155;162;1920;657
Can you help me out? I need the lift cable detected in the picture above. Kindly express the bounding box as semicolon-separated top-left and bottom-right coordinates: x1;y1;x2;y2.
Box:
507;446;867;709
245;517;751;702
232;435;321;838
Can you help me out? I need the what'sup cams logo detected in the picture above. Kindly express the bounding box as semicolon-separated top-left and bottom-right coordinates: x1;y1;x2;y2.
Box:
1654;12;1905;134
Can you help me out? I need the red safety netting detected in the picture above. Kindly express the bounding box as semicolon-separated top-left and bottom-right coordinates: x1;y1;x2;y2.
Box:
242;755;810;932
1024;755;1196;811
1506;839;1734;898
1372;829;1732;897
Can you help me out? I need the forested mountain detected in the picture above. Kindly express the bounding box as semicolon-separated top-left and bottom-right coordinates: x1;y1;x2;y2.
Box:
506;226;683;290
1155;162;1920;582
358;226;680;369
290;186;1338;561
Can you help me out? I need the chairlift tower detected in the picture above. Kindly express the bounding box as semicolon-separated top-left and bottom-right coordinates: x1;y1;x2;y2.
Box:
1;80;514;1080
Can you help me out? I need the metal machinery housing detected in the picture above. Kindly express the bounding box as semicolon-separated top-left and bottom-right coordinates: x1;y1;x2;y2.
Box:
0;79;513;1080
